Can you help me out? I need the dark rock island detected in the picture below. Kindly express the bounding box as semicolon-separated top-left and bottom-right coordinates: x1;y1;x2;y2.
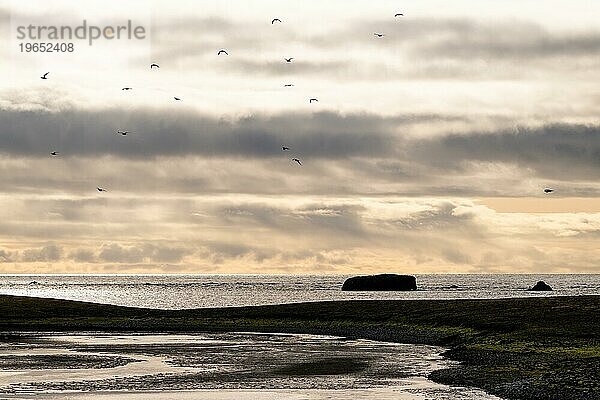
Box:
528;280;553;291
342;274;417;291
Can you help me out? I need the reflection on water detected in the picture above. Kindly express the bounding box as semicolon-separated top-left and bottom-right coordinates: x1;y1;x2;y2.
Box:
0;332;501;400
1;274;598;309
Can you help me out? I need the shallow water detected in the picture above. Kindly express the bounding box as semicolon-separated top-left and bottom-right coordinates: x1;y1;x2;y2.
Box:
0;274;598;309
0;332;501;400
0;388;498;400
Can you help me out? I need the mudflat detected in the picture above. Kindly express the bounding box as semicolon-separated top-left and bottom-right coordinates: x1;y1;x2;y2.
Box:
1;294;599;400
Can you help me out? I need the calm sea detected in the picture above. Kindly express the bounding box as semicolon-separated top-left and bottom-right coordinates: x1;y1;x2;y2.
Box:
0;274;598;309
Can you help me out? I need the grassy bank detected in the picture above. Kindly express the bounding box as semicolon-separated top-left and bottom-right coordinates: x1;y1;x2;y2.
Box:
1;294;599;399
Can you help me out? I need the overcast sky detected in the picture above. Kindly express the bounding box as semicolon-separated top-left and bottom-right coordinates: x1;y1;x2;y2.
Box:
0;0;599;274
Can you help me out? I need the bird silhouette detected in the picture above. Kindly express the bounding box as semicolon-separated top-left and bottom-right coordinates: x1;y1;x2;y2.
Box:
282;146;290;151
97;187;107;192
41;72;49;80
395;13;404;17
544;188;554;194
174;96;182;101
292;158;302;166
285;57;294;63
309;98;318;103
374;33;385;37
122;87;132;91
272;18;282;24
117;130;129;136
218;49;229;55
150;63;160;69
50;151;59;156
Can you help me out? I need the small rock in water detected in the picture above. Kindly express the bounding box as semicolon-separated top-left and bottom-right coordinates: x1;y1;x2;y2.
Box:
528;280;553;291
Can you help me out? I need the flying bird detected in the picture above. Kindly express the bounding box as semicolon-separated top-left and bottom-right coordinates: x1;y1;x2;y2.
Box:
284;84;294;87
117;130;129;136
150;63;160;69
122;87;132;91
285;57;294;63
50;151;59;156
218;49;229;55
395;13;404;17
374;33;385;37
40;72;49;80
544;188;554;194
174;96;182;101
292;158;302;166
271;18;282;24
282;146;290;151
309;98;318;103
97;187;107;192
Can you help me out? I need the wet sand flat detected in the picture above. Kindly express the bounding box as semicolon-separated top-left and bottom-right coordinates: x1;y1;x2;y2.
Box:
0;333;500;400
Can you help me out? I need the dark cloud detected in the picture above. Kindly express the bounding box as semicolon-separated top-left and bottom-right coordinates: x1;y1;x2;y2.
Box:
310;18;600;59
412;124;600;180
0;108;398;159
407;20;600;60
0;106;599;196
21;244;62;262
152;245;187;263
2;107;597;176
69;248;96;263
313;18;600;62
146;16;600;80
198;242;278;264
2;242;187;265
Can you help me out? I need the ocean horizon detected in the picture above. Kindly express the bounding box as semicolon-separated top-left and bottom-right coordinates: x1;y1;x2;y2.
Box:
2;273;598;309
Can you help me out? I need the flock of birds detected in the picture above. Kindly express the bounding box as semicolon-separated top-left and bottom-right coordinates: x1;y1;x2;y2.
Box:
39;12;556;195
